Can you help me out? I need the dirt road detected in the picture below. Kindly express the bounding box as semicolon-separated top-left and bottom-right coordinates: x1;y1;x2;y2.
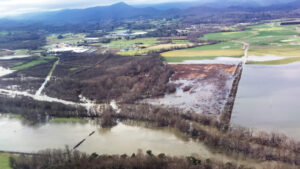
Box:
241;42;249;65
35;58;60;96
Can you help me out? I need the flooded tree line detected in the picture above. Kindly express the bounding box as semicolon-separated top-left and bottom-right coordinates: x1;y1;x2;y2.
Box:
0;95;87;122
1;93;299;166
116;104;300;165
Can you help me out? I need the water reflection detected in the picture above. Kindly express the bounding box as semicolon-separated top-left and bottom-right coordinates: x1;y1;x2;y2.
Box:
0;114;273;167
232;62;300;140
0;115;207;156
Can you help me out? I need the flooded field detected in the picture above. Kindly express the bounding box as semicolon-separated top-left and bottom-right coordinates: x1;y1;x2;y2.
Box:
175;55;289;65
0;67;14;77
0;55;30;60
145;64;238;115
232;62;300;140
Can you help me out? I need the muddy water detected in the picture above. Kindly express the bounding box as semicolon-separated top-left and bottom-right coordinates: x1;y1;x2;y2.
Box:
2;115;268;166
2;116;297;168
0;115;214;157
232;62;300;140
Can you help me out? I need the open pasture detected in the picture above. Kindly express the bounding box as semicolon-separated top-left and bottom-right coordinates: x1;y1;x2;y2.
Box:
161;49;243;57
12;59;49;70
46;33;86;45
199;31;253;41
94;38;158;49
146;43;193;51
94;37;196;56
161;41;243;59
0;153;11;169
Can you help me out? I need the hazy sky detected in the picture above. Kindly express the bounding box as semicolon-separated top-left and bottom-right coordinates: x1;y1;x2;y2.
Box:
0;0;291;17
0;0;204;17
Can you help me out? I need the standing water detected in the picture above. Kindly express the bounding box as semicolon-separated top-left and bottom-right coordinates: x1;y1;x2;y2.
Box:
232;62;300;140
0;55;30;60
0;67;14;77
0;115;212;156
0;115;259;166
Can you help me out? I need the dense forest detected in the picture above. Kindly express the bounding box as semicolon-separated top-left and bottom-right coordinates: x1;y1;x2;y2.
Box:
0;31;45;50
44;53;174;103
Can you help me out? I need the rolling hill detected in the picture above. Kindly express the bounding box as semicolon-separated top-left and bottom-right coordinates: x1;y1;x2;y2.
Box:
19;2;164;23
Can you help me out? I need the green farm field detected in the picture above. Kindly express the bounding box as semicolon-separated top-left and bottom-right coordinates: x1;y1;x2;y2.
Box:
46;33;86;45
0;153;12;169
162;21;300;64
161;41;244;59
93;37;196;56
93;38;158;49
12;59;49;70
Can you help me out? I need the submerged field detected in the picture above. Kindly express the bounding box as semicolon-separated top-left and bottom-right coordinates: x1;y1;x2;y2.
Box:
232;62;300;140
144;64;239;115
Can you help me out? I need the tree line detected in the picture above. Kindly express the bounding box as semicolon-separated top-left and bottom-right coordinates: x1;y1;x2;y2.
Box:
9;147;255;169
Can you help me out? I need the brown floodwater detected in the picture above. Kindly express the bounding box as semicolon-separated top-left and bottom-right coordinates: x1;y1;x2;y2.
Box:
0;115;216;157
0;115;297;168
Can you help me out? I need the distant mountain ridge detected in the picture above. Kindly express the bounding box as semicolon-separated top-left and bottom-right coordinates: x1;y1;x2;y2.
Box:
6;0;300;24
135;0;296;9
18;2;164;23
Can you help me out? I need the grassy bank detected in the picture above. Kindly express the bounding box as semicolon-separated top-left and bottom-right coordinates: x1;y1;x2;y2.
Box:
50;117;88;123
12;59;49;70
0;153;11;169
